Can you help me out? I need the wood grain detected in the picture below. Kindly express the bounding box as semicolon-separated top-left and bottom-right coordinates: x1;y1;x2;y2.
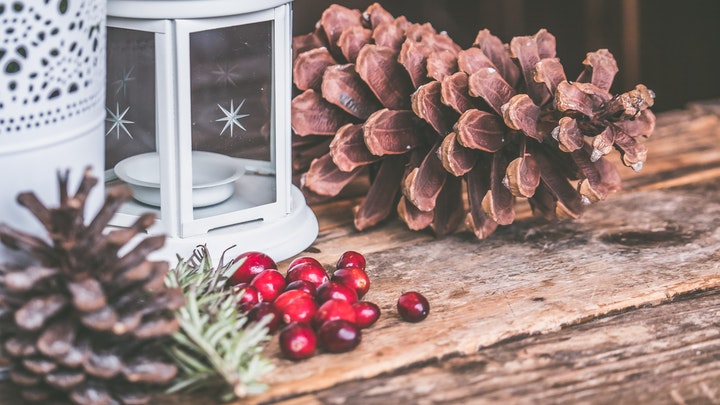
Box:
246;181;720;403
1;105;719;404
300;289;720;404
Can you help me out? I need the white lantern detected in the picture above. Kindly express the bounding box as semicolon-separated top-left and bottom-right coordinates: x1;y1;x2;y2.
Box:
104;0;318;261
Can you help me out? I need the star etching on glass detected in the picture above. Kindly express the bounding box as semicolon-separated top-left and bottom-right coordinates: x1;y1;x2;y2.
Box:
105;103;135;140
212;63;242;87
216;99;250;137
113;66;135;97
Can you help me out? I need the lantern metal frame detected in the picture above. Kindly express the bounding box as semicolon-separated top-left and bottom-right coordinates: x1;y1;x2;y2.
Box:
105;0;317;261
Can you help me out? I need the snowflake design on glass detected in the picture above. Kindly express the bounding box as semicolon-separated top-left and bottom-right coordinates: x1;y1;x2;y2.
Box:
212;63;242;87
113;66;136;97
216;99;250;138
106;103;134;140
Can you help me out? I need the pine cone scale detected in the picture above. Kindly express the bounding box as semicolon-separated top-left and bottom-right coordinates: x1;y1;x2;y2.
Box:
439;132;477;176
455;109;506;152
293;47;337;91
68;279;106;312
37;320;75;357
506;155;541;198
468;68;516;115
329;123;379;172
502;94;544;141
16;295;68;331
5;266;58;292
353;155;406;231
46;369;86;390
403;143;447;212
363;109;426;155
321;64;382;119
338;26;372;63
578;49;618;93
473;29;520;87
291;90;353;136
356;45;414;109
412;81;457;137
304;154;363;196
481;153;515;225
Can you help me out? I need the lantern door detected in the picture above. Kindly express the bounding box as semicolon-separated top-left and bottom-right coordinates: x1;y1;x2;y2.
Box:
175;5;291;237
105;18;178;235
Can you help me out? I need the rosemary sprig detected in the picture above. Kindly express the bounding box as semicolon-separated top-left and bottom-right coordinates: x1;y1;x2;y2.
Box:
165;245;274;400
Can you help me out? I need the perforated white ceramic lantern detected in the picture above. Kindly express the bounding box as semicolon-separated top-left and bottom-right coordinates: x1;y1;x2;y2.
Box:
105;0;318;262
0;0;106;261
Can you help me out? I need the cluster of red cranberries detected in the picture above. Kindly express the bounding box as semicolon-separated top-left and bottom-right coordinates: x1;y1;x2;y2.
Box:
227;251;429;360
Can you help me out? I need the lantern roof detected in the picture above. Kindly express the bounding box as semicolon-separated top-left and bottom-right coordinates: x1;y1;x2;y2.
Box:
107;0;292;19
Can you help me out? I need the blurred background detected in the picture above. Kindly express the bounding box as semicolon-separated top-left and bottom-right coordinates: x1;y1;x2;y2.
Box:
293;0;720;112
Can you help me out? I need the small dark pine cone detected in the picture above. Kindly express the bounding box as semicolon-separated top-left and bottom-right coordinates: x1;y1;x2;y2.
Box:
292;3;464;235
0;168;184;404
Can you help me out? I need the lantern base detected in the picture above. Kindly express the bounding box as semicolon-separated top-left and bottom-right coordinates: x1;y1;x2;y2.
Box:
151;185;318;265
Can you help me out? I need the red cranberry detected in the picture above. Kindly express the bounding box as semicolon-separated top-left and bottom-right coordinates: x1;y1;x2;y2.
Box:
228;251;277;286
397;291;430;322
286;262;329;289
352;301;381;329
288;256;323;272
284;280;317;296
274;289;313;313
312;299;356;329
317;320;361;353
279;296;317;324
250;269;286;302
331;267;370;299
279;322;316;360
236;285;262;312
316;281;358;304
247;302;281;334
336;251;366;271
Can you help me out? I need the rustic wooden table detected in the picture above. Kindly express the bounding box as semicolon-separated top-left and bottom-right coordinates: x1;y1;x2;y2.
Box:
3;101;720;404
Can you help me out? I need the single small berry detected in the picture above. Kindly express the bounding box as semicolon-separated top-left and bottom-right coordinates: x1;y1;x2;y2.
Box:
279;296;317;324
316;281;358;304
279;322;317;360
274;289;314;313
317;319;361;353
331;267;370;299
284;280;318;296
247;302;282;334
397;291;430;322
286;262;329;288
250;269;286;302
236;285;262;312
336;251;366;271
288;256;323;272
313;298;356;329
228;251;277;286
352;301;381;328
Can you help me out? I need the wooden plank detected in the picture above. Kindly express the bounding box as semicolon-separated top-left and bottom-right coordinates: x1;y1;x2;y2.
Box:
161;104;720;403
241;179;720;403
297;289;720;404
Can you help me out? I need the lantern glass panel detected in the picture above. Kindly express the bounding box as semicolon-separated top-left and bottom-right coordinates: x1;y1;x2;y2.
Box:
105;26;164;220
186;19;277;222
105;27;158;170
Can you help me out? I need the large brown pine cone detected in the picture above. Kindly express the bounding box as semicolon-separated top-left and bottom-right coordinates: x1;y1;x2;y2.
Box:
292;3;464;234
0;169;184;404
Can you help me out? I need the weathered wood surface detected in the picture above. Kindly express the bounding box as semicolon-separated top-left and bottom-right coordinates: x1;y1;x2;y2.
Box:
256;184;720;404
2;104;720;404
294;288;720;404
